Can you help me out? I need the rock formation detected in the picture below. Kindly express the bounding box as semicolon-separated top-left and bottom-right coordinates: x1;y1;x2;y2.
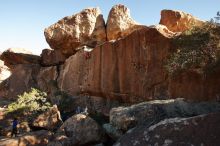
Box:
110;98;220;131
58;27;172;102
106;4;142;40
114;112;220;146
159;9;204;32
0;48;40;68
0;64;40;99
40;49;66;66
1;4;220;146
32;105;62;130
44;7;106;56
0;60;11;83
0;130;52;146
49;114;104;146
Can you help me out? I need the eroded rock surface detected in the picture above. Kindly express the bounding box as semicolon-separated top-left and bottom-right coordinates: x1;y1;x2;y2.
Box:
40;49;66;66
0;48;40;68
44;7;106;56
159;9;203;32
0;60;11;83
49;114;104;146
114;112;220;146
58;27;171;102
110;99;220;131
106;4;142;40
0;130;52;146
0;64;40;99
32;105;62;130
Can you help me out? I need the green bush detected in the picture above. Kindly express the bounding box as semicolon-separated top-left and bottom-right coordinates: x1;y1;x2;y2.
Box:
165;23;220;75
7;88;52;115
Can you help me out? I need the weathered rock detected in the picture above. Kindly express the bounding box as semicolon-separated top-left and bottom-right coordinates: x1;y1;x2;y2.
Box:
0;60;11;83
110;99;220;131
58;95;120;117
0;48;40;68
114;112;220;146
106;4;143;40
159;9;204;32
40;49;67;66
102;123;123;141
0;64;40;99
58;27;171;102
32;105;62;130
0;130;52;146
53;114;104;145
44;7;106;56
168;69;220;101
36;66;58;93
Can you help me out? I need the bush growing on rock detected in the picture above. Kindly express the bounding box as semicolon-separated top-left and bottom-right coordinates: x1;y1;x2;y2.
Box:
166;22;220;75
6;88;52;117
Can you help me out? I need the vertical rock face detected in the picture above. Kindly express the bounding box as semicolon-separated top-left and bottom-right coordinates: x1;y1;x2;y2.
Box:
44;7;106;56
40;49;66;66
159;9;203;32
0;64;40;99
168;70;220;101
37;66;58;93
58;27;171;102
106;4;142;41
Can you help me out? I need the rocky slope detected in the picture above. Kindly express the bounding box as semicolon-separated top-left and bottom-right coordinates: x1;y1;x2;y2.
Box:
0;4;220;146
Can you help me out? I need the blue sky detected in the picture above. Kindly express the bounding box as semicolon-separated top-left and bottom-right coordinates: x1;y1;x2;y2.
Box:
0;0;219;55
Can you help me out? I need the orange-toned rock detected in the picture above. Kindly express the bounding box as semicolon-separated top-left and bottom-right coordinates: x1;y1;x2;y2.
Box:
58;27;171;102
0;48;40;68
159;9;203;32
40;49;66;66
44;7;106;56
37;66;58;93
0;130;52;146
106;4;143;41
0;64;40;99
168;69;220;101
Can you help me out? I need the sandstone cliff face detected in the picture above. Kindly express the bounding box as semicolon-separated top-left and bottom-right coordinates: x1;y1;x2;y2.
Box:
58;27;171;102
40;49;66;66
0;64;40;99
106;4;142;41
159;9;203;32
168;69;220;101
44;7;106;56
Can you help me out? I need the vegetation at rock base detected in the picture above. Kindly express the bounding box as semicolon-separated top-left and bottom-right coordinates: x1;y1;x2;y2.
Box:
6;88;52;118
165;22;220;76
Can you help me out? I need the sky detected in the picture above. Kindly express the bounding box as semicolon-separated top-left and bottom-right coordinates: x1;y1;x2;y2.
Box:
0;0;219;55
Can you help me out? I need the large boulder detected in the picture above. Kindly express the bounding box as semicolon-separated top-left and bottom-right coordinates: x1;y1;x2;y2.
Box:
0;130;52;146
40;49;66;66
106;4;143;40
32;105;62;130
114;112;220;146
159;9;204;32
44;7;106;56
51;114;104;145
58;27;172;102
0;48;40;68
110;99;220;131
